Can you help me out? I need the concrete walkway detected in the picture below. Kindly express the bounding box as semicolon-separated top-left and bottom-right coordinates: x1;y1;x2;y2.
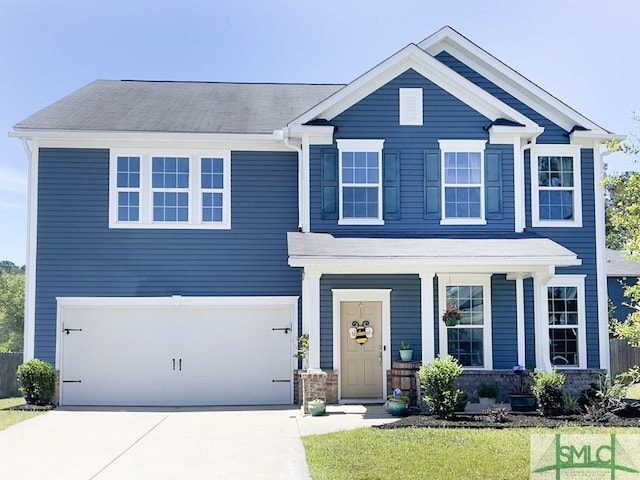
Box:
0;405;395;479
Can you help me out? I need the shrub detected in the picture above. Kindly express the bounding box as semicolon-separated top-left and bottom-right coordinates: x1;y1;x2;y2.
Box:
485;407;510;423
16;359;56;405
418;355;463;419
532;370;565;416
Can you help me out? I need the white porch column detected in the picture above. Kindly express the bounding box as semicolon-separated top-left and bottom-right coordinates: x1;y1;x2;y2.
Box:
533;269;553;371
515;275;526;366
513;135;526;233
419;271;435;364
302;268;322;369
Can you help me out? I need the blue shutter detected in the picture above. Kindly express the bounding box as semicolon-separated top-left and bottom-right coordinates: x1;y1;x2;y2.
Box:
485;151;503;220
321;151;338;220
424;150;440;219
383;150;400;220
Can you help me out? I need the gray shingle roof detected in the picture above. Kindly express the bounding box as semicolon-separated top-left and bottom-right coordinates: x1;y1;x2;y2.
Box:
14;80;345;134
607;249;640;277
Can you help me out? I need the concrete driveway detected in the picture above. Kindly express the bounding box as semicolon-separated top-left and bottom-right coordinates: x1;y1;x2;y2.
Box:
0;405;394;479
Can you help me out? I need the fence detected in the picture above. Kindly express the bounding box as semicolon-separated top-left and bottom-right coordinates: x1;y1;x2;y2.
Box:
0;353;22;398
610;339;640;378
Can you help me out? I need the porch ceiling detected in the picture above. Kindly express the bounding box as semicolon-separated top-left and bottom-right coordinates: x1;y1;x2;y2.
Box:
287;232;581;271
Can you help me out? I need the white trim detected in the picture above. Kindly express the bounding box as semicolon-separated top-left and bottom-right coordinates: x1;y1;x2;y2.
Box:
418;27;612;136
303;269;322;369
515;275;526;366
438;140;486;224
420;271;436;363
437;274;493;370
331;289;391;403
530;144;582;228
336;139;385;225
593;143;611;372
513;136;526;233
291;44;536;129
543;275;587;370
109;148;231;230
399;88;423;126
23;139;38;361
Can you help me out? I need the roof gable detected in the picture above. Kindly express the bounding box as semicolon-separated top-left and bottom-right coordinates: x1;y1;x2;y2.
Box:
418;26;612;136
291;43;536;129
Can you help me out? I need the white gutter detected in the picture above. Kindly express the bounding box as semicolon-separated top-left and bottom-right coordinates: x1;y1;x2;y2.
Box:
275;129;306;232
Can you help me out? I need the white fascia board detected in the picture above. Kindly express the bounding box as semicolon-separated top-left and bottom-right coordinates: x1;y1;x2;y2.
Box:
569;130;626;147
419;28;613;135
285;124;335;145
488;125;545;144
292;44;535;129
57;296;300;308
10;129;285;144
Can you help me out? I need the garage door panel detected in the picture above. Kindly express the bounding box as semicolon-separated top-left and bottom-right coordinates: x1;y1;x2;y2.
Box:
60;300;295;406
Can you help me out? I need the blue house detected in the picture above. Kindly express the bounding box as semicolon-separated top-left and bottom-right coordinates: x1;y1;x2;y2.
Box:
11;27;619;406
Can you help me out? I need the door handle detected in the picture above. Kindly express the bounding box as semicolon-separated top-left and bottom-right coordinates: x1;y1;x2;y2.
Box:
179;358;182;371
172;358;176;371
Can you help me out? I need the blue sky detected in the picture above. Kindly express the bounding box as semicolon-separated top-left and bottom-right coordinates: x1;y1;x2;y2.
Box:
1;0;639;266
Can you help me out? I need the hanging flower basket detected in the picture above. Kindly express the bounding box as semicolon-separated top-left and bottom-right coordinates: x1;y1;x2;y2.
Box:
442;304;462;327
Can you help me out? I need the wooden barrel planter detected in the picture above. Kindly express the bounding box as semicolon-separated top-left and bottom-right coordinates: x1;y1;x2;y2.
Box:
390;361;421;406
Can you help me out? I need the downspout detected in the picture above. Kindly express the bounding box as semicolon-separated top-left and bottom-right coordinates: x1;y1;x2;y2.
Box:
276;129;305;232
20;138;37;362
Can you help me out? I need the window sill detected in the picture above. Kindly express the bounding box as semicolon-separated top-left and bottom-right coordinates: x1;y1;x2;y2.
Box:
532;220;582;228
109;221;231;230
338;219;385;226
440;219;487;226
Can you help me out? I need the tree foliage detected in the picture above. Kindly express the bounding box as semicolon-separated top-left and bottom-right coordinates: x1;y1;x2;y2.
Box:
606;112;640;347
0;266;25;353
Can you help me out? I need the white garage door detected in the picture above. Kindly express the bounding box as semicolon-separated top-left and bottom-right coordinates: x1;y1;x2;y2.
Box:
57;296;297;406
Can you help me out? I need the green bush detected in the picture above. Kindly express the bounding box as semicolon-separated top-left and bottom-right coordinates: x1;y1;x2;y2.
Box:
16;359;56;405
532;370;565;416
418;355;463;419
478;382;499;399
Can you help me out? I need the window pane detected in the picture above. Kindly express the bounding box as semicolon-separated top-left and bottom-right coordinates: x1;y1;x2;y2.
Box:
342;187;378;218
152;157;190;190
539;190;573;220
117;156;140;188
117;192;139;221
203;192;223;222
550;328;578;366
444;187;481;218
153;192;189;222
201;158;224;190
446;285;483;326
448;328;484;367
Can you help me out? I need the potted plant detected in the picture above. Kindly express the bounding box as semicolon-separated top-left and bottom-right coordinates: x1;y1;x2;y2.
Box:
399;341;413;362
508;365;537;412
478;382;499;408
442;304;462;327
308;397;326;416
385;388;409;416
294;334;309;370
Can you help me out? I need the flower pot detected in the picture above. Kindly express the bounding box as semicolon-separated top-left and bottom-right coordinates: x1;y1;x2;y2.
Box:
308;400;326;416
508;394;537;412
478;397;496;409
385;399;408;417
399;349;413;362
444;319;458;327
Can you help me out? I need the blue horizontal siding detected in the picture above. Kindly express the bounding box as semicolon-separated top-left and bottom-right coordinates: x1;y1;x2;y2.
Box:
491;275;518;369
310;69;515;234
35;148;301;365
435;51;569;144
319;274;421;369
608;276;636;322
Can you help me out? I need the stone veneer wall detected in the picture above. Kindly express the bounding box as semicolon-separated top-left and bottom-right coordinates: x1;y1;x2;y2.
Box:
450;369;606;404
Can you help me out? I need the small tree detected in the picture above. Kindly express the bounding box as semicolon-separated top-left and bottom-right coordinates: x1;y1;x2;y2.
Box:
16;359;56;405
418;355;464;419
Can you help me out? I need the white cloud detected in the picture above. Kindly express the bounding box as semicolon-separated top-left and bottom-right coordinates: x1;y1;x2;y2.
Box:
0;166;27;196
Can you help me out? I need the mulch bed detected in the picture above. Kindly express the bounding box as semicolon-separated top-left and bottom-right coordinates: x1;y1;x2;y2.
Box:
6;404;55;412
377;412;640;429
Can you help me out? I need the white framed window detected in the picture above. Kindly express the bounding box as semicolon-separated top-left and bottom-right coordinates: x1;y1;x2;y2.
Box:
110;148;231;229
337;139;385;225
399;88;423;126
546;275;586;368
531;145;582;227
439;140;487;225
438;274;493;369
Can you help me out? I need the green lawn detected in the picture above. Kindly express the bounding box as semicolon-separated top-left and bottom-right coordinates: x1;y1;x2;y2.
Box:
303;426;640;480
0;398;45;431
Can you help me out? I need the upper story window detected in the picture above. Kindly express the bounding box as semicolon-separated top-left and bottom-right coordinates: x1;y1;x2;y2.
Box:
337;139;385;225
110;149;231;229
439;140;487;225
531;145;582;227
399;88;423;126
